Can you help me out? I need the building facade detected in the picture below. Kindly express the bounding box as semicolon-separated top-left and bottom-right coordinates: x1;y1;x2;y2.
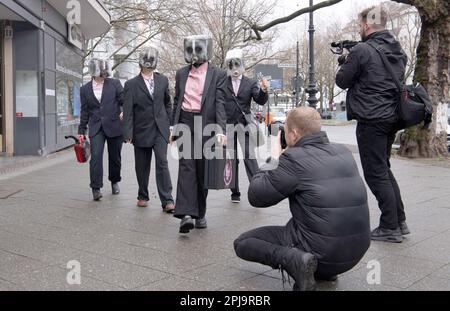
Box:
0;0;110;156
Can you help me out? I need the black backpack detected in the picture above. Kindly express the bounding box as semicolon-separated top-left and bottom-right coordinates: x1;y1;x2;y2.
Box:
367;42;433;130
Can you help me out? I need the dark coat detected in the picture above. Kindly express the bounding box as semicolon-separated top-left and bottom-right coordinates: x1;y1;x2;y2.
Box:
248;132;371;274
172;63;228;139
224;75;268;125
336;30;407;122
122;73;172;148
78;78;124;138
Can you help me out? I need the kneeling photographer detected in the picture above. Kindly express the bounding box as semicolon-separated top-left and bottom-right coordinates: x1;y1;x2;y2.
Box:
234;107;370;291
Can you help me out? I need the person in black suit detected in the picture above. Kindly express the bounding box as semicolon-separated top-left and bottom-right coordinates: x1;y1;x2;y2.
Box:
123;47;174;213
223;49;269;203
171;35;228;233
78;59;124;201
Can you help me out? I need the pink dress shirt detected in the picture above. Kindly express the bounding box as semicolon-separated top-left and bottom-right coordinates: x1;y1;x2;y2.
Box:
232;75;242;96
182;62;208;112
92;79;104;102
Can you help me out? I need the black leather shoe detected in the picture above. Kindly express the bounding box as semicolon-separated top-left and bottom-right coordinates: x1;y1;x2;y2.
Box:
195;218;207;229
399;221;410;235
179;216;194;233
231;195;240;203
92;189;103;201
371;227;403;243
112;183;120;195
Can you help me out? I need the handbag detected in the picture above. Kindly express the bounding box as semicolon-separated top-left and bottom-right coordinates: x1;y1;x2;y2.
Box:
230;94;266;147
367;42;433;130
65;135;91;163
204;147;237;190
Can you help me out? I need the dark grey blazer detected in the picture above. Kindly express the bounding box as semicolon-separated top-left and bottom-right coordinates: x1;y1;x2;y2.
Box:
224;75;268;125
78;78;124;138
123;72;172;147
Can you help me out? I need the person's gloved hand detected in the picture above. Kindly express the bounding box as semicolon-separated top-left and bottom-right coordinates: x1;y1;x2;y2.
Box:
338;54;348;66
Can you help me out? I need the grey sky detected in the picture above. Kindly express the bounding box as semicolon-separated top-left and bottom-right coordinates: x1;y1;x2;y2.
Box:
267;0;388;48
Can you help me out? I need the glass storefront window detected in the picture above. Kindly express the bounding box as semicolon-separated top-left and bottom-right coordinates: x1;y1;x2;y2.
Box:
55;41;82;143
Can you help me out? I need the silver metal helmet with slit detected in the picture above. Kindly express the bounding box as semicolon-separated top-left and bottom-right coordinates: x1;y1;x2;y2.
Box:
225;49;245;78
139;47;159;70
183;35;213;65
88;58;111;78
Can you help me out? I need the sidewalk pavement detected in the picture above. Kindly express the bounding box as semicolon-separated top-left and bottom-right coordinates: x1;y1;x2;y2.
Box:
0;126;450;291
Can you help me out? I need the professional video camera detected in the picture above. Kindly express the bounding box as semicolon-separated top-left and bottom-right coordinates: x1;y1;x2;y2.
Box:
330;40;360;55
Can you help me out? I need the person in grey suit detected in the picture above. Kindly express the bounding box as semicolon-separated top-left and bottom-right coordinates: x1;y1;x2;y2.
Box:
78;59;124;201
123;47;174;213
223;49;269;203
171;35;228;233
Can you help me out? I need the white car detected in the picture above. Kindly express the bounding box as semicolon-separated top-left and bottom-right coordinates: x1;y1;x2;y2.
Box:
270;107;287;124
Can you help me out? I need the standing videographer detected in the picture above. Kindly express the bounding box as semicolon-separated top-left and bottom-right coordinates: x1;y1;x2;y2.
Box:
335;6;409;243
234;107;370;291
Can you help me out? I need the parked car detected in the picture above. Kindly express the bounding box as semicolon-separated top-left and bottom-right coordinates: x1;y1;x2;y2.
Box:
271;107;287;124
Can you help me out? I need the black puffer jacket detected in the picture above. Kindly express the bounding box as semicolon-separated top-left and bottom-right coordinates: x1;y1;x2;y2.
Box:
248;132;370;274
336;30;407;122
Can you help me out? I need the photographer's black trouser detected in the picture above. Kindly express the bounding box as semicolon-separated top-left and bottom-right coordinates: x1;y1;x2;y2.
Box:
356;121;406;230
234;226;338;280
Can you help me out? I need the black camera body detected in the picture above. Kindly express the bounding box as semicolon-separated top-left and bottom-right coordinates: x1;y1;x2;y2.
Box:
330;40;360;55
279;125;287;150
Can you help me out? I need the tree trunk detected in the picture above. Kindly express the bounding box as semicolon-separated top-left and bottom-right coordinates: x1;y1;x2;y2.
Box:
399;8;449;157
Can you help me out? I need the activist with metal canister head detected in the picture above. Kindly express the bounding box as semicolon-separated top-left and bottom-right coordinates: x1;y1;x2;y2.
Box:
122;47;174;213
336;5;409;243
234;107;370;291
170;35;228;234
223;48;269;203
78;58;124;201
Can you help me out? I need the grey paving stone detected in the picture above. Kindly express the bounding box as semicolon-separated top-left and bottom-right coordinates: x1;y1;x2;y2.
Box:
8;266;125;291
182;263;259;289
0;250;49;281
80;256;170;290
317;274;402;291
344;254;445;289
134;276;215;291
407;277;450;291
220;275;286;291
396;231;450;264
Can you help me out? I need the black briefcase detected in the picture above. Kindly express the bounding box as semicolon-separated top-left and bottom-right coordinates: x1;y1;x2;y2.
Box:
204;148;237;190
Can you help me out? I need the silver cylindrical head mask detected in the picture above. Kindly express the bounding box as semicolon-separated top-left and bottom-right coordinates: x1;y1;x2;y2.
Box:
225;49;245;78
139;47;159;70
184;35;213;65
88;59;111;78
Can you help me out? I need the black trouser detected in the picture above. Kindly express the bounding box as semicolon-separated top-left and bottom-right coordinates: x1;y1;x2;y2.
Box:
89;129;123;189
234;226;339;280
173;111;208;220
356;121;406;229
230;127;259;197
134;133;174;206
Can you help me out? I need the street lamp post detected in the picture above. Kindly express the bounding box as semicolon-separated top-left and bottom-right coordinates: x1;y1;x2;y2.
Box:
295;41;300;107
306;0;318;109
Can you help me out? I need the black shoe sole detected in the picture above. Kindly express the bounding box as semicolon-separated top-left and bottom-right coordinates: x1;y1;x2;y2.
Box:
371;235;403;243
179;222;194;233
401;229;411;235
295;254;318;291
195;224;207;229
